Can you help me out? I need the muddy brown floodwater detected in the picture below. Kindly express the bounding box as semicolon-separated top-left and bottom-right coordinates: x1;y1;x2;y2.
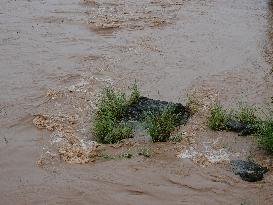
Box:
1;0;273;204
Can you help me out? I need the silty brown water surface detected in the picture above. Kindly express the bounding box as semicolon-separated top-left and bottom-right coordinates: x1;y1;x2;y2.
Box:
1;0;273;204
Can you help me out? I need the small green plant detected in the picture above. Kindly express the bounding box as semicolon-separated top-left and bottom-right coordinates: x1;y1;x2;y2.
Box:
235;103;258;125
145;105;178;142
256;119;273;153
207;100;273;155
98;87;127;119
105;123;133;144
93;87;134;144
208;103;228;130
94;114;133;144
208;102;259;131
138;147;152;157
169;132;184;143
186;94;199;115
128;81;140;105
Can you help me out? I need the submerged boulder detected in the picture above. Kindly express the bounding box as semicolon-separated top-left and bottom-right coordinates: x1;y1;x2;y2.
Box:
230;160;268;182
225;119;255;136
124;96;190;125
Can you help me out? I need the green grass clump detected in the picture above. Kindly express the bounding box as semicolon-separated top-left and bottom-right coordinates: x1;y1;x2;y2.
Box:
208;104;228;130
186;94;200;115
235;103;258;125
208;100;273;154
94;87;134;144
104;123;132;144
208;102;259;131
94;107;133;143
169;132;184;143
256;119;273;153
98;87;127;119
94;83;181;144
128;82;140;105
145;105;178;142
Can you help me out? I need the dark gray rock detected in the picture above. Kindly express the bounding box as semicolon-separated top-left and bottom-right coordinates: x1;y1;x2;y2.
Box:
225;119;255;136
225;120;247;132
231;160;269;182
124;96;190;125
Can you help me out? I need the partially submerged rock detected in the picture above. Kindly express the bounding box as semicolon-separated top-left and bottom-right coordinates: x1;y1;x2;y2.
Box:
225;119;255;136
230;160;269;182
124;96;190;125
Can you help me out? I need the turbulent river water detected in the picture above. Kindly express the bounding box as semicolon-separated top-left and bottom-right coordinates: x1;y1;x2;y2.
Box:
1;0;273;204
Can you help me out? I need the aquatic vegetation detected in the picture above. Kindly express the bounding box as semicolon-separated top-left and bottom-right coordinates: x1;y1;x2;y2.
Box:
144;105;179;142
93;84;189;143
128;81;140;105
185;94;200;115
256;119;273;153
169;132;184;143
208;101;273;153
208;102;258;131
97;87;127;119
208;103;228;130
234;102;258;125
93;87;133;144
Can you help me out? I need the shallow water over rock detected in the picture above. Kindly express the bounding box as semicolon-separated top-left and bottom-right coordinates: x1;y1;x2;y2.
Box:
231;160;269;182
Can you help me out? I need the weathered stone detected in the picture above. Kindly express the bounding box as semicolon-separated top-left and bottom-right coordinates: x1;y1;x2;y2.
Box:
225;119;255;136
230;160;268;182
124;96;190;125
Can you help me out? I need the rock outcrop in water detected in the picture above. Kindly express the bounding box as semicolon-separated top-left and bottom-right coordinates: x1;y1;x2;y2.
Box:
225;120;256;136
124;96;190;126
231;160;269;182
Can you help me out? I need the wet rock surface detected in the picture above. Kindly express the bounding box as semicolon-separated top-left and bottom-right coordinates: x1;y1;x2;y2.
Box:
124;96;190;125
225;120;255;136
231;160;269;182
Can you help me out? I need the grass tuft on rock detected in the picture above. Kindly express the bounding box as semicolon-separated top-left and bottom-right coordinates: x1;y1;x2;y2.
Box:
144;105;178;142
235;102;258;125
208;101;273;153
93;83;186;144
208;102;259;130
